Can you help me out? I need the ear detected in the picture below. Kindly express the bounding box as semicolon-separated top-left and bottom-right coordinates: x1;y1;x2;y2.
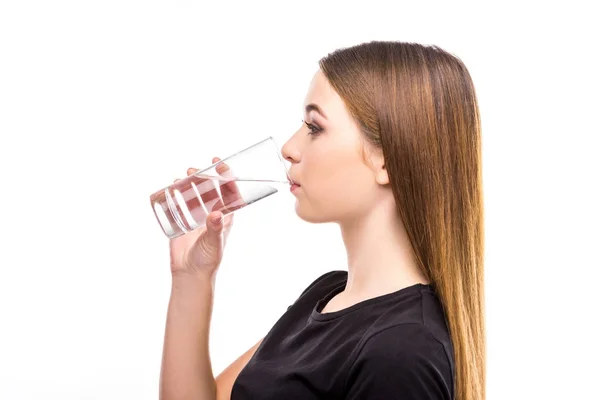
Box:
370;150;389;186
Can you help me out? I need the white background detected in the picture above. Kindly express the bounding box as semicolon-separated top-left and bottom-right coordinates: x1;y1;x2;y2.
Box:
1;1;598;399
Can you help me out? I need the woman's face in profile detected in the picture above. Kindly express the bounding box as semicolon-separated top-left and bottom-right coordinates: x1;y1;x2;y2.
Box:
281;70;388;225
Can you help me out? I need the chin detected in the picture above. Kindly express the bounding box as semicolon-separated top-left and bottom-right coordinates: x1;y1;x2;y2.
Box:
294;203;331;224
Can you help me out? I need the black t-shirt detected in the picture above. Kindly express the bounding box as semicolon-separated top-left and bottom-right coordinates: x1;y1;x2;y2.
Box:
231;270;455;399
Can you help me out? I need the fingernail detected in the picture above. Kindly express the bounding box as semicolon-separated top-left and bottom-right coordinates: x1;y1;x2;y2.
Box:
211;215;222;224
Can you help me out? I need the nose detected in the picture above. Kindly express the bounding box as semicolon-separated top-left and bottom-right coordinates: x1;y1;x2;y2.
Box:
281;135;300;164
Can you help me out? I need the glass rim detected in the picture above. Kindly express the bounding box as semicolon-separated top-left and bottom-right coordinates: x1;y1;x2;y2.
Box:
200;136;293;184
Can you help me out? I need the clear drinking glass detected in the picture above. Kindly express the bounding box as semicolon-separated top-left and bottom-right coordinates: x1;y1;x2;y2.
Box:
150;136;292;239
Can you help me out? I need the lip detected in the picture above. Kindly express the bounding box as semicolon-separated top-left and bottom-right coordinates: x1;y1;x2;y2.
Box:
288;175;300;186
290;183;301;193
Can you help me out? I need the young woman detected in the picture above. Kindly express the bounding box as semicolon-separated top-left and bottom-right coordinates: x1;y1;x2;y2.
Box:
159;40;485;400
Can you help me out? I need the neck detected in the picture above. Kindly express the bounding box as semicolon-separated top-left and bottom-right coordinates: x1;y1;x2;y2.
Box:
337;195;429;299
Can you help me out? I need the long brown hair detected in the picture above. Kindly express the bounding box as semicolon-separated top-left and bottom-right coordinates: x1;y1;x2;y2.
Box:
319;41;485;400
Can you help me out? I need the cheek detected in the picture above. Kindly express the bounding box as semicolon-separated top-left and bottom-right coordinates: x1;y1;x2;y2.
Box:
299;150;374;219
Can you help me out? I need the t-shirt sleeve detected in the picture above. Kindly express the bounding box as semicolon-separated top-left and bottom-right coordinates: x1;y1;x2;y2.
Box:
344;324;453;400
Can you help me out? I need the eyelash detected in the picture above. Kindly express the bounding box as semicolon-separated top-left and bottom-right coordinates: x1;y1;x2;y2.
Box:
303;120;322;136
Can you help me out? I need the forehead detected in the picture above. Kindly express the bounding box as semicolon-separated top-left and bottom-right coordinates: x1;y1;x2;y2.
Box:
303;70;344;115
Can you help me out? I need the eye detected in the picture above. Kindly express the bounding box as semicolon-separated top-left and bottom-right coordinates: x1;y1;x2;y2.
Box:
302;120;322;136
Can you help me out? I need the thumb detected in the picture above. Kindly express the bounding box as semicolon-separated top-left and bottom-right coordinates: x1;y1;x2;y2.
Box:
198;211;225;253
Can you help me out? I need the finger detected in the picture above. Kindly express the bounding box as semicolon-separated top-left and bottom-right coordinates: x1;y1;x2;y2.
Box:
202;211;225;247
170;169;219;232
187;211;224;265
214;157;228;174
207;210;224;229
221;182;246;213
178;166;222;223
213;157;247;213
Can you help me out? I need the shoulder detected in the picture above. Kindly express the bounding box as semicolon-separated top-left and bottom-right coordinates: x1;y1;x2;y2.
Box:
303;270;347;293
297;270;347;299
345;324;454;400
355;323;451;368
287;270;346;310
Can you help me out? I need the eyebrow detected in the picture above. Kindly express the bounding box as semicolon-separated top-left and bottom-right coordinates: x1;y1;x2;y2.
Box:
305;103;327;119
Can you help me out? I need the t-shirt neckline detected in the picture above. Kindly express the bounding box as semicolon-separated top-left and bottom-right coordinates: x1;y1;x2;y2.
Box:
310;278;431;322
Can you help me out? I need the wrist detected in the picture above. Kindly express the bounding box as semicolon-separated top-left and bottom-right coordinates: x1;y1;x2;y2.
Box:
171;270;217;291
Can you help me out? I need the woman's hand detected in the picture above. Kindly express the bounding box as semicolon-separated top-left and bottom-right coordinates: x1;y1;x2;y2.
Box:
169;157;240;279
